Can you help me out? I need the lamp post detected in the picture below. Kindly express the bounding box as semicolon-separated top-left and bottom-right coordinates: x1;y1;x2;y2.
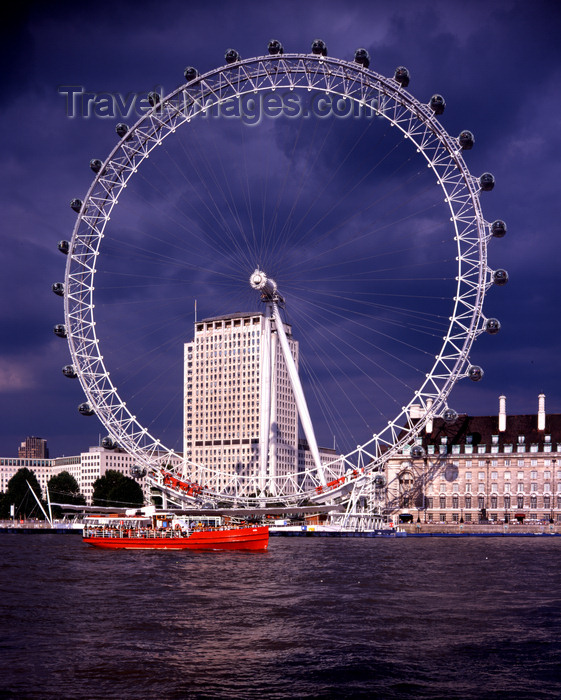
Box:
553;458;557;526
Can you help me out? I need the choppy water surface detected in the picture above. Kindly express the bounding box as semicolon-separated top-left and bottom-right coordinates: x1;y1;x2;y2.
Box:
1;536;560;699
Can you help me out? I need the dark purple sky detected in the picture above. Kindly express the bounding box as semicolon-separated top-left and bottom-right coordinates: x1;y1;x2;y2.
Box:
2;0;561;458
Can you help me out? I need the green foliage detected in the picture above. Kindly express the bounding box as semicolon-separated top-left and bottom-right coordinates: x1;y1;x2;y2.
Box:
0;468;46;519
47;471;86;517
92;470;144;508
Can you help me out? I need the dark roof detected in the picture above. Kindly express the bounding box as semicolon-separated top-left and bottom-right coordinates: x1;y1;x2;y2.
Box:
422;414;561;447
200;311;264;323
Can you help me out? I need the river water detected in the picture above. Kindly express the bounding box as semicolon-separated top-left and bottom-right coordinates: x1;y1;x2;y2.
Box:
1;535;560;699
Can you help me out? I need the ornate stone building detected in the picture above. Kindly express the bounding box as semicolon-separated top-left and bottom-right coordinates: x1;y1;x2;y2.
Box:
386;394;561;524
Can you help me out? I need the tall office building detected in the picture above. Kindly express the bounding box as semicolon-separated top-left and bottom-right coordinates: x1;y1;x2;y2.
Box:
183;311;299;497
18;436;49;459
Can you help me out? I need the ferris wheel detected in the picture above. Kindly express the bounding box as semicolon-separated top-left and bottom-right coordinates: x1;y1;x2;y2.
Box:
53;40;507;507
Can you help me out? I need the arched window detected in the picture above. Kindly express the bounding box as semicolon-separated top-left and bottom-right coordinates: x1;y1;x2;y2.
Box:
478;496;485;509
452;495;459;509
517;495;524;509
544;495;550;509
491;495;497;509
530;495;537;509
504;495;511;509
465;495;472;509
439;495;446;509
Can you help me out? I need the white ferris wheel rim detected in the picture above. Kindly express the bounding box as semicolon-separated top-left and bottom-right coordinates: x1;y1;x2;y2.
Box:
63;52;494;504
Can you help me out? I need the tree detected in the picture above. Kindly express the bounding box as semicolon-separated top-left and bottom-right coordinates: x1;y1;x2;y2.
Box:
47;471;86;517
92;470;144;508
0;468;45;520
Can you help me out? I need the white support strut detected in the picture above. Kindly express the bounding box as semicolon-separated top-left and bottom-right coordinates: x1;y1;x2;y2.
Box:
258;305;273;496
271;302;326;486
249;268;326;487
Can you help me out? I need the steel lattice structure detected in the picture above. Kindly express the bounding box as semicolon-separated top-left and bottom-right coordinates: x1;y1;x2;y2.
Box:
58;49;504;508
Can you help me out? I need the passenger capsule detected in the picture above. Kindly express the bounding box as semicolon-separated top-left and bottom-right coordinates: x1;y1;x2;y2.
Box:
354;48;370;68
493;269;509;286
183;66;199;82
268;39;284;55
458;130;474;150
53;324;67;338
429;94;446;115
491;220;507;238
101;436;115;449
311;39;327;56
468;365;484;382
57;240;70;255
52;282;64;297
90;159;103;174
148;91;161;108
394;66;410;87
443;408;458;423
70;198;83;213
131;464;147;478
225;48;241;64
116;123;131;140
78;402;95;416
479;172;495;191
62;364;77;378
374;474;386;487
485;318;501;334
411;445;426;458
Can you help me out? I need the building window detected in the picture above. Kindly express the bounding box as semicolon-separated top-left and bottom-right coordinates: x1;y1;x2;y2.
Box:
491;495;498;508
452;495;459;509
530;496;537;509
439;495;446;509
517;495;524;509
504;495;511;509
465;496;472;509
478;496;485;509
544;495;551;509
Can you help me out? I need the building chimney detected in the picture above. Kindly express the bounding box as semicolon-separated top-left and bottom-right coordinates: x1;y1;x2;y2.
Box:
538;393;546;431
498;395;506;432
426;398;433;434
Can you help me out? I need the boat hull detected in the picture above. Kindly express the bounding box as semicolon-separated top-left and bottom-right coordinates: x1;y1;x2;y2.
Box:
83;526;269;551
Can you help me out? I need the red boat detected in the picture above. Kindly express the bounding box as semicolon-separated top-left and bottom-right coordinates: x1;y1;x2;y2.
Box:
83;512;269;551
